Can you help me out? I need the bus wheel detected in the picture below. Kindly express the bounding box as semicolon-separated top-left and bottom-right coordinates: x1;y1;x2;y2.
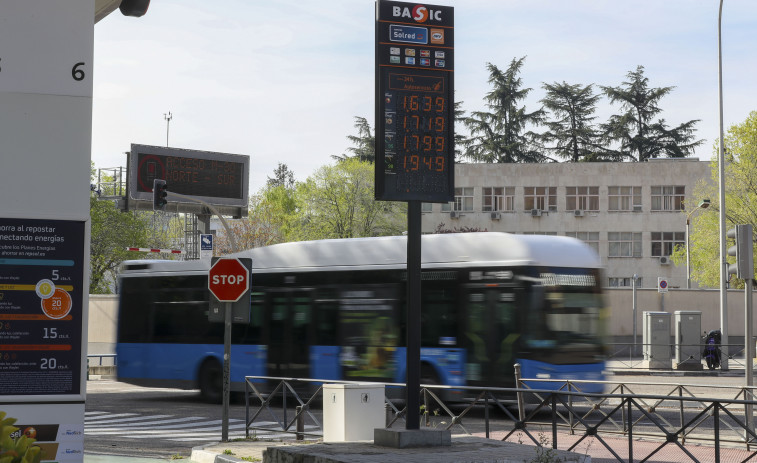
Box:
199;358;222;403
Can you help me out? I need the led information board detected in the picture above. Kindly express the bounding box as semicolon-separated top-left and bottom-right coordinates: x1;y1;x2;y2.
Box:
375;1;454;202
0;217;85;396
128;144;249;208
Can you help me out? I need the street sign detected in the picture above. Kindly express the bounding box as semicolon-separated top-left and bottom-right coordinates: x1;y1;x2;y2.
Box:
200;234;214;261
658;278;668;294
208;257;249;302
375;0;455;202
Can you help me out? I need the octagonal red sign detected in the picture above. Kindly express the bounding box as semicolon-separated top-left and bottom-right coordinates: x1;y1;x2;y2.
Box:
208;257;249;302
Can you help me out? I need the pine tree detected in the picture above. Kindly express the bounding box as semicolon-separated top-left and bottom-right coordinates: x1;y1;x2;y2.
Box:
462;57;549;163
601;65;702;162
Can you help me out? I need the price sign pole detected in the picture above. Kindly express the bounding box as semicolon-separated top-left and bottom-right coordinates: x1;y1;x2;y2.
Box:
376;0;454;433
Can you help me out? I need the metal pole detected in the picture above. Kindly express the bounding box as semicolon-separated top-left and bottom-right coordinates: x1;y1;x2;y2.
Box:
686;218;691;289
406;201;421;430
717;0;729;370
164;111;172;147
222;301;231;441
632;274;638;356
745;277;754;437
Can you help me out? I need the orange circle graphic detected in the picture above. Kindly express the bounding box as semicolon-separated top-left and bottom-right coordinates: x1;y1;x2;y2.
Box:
41;288;72;320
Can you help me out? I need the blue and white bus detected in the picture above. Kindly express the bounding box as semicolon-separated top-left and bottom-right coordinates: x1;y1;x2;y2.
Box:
116;232;607;402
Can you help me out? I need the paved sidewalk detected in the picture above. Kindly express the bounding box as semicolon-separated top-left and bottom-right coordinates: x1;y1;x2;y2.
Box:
192;431;757;463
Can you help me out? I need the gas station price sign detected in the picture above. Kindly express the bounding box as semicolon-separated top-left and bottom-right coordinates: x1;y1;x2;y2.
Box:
375;1;454;202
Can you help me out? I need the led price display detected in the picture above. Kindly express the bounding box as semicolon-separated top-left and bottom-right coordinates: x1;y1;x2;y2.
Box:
128;144;250;208
376;1;454;202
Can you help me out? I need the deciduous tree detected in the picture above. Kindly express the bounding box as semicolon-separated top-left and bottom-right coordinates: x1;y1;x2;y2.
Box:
671;111;757;287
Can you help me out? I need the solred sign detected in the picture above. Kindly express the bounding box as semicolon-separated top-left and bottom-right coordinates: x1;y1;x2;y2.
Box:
209;258;250;302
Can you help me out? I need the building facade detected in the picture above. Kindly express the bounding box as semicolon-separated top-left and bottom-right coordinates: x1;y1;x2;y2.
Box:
420;160;713;289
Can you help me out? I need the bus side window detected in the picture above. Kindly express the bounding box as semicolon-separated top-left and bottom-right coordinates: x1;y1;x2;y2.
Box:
421;284;457;346
315;300;339;346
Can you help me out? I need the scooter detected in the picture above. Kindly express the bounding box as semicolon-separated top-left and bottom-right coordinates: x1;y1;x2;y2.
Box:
702;329;722;370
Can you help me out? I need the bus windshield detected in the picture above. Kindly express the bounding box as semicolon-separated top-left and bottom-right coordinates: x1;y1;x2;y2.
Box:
522;269;606;351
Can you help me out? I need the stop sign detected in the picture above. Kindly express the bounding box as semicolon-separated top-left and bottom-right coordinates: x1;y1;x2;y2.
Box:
208;257;250;302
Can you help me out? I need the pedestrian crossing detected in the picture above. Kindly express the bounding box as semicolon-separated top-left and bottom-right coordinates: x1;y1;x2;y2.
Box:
84;411;309;443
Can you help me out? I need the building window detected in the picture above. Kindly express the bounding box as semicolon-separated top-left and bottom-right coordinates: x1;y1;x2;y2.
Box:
651;185;685;211
524;187;557;212
482;187;515;212
608;186;642;211
566;186;599;211
454;187;474;212
651;232;685;257
608;232;642;257
421;203;433;213
566;231;600;254
521;232;558;236
609;277;642;288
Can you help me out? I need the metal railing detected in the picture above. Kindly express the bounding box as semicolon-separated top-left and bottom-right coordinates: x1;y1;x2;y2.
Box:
244;375;757;463
607;342;756;370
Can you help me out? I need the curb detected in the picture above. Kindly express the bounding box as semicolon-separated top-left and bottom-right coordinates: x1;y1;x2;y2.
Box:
190;444;244;463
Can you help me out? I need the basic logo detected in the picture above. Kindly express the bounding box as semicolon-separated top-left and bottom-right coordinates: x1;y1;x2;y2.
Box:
392;4;443;23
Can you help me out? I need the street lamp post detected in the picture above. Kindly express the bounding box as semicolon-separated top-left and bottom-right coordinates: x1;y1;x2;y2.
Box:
717;0;729;371
686;199;711;289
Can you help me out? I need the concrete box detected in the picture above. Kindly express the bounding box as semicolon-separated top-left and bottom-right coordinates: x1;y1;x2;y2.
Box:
323;383;385;442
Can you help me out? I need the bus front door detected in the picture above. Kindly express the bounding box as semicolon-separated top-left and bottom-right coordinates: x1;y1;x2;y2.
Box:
266;290;313;380
463;287;519;387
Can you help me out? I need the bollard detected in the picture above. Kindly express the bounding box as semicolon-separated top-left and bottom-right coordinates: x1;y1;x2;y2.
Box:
385;402;393;428
296;405;304;441
514;363;525;422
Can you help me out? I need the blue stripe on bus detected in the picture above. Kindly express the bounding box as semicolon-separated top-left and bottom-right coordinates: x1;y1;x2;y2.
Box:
517;358;605;393
117;343;266;383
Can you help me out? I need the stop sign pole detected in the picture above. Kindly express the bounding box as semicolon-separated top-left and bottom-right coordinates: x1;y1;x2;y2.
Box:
209;257;251;442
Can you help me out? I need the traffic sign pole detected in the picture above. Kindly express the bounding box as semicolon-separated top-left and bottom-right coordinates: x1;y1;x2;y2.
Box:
208;257;251;442
223;301;231;442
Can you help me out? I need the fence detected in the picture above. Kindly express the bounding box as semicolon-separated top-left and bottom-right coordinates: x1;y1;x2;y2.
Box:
244;375;757;463
607;341;756;371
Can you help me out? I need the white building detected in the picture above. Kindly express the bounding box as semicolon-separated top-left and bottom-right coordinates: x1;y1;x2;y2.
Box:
420;159;713;289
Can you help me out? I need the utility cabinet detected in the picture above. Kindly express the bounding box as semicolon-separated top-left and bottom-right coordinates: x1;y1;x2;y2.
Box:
643;311;671;369
674;311;703;370
323;383;385;442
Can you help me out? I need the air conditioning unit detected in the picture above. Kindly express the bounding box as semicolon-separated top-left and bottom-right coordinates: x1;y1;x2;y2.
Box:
450;211;460;219
574;210;584;217
490;212;501;220
531;209;542;217
659;256;671;265
633;205;642;212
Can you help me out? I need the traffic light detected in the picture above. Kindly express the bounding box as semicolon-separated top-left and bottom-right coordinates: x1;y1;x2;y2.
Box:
153;179;168;211
727;224;754;279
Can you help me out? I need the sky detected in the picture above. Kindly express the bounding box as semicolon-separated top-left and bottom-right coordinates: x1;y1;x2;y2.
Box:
92;0;757;193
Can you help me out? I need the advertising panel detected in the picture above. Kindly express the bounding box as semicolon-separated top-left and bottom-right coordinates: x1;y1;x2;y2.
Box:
0;218;85;397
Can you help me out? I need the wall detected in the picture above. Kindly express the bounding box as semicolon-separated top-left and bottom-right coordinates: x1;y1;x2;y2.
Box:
606;288;756;345
87;295;118;360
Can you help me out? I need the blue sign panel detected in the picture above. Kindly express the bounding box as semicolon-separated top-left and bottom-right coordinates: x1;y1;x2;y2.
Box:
200;234;214;251
389;24;428;44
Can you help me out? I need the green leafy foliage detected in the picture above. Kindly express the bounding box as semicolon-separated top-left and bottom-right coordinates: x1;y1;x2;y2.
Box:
670;111;757;288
